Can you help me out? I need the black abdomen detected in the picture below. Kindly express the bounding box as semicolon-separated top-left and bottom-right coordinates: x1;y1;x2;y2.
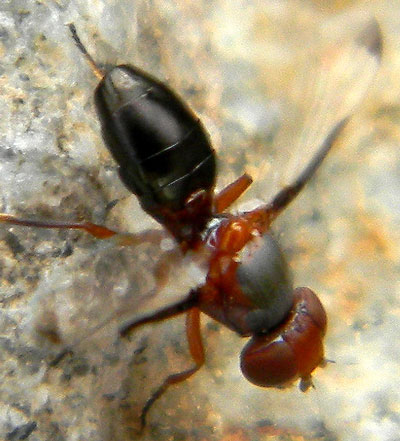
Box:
94;65;216;215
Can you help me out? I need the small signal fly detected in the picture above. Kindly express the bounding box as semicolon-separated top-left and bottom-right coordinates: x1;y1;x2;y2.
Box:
0;18;382;430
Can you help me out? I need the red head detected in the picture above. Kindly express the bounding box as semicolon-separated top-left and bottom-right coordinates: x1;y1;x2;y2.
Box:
240;287;327;390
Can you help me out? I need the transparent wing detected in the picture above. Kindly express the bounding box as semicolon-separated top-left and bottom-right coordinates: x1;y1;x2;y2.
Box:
30;231;207;353
259;18;382;213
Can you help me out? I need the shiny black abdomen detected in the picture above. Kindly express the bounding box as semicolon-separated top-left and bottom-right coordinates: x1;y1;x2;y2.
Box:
94;65;216;214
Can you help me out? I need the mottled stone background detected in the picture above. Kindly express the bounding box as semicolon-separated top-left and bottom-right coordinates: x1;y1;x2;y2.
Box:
0;1;399;441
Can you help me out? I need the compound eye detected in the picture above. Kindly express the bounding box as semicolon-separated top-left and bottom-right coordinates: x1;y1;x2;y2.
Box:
240;334;298;387
240;287;326;389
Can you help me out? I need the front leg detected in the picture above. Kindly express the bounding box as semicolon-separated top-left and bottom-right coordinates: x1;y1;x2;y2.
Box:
0;213;118;238
119;289;199;337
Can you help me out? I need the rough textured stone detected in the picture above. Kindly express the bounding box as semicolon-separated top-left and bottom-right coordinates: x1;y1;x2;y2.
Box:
0;1;399;440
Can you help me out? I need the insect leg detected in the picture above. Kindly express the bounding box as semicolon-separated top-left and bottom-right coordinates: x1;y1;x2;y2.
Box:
119;289;199;337
139;307;205;431
0;213;171;249
47;243;182;367
213;173;253;213
0;213;117;238
244;117;349;230
265;117;349;220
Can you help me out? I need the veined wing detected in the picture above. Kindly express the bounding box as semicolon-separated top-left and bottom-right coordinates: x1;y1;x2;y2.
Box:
30;230;207;353
258;18;382;221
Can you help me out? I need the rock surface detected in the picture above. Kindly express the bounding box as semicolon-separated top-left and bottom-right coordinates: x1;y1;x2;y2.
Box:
0;1;399;440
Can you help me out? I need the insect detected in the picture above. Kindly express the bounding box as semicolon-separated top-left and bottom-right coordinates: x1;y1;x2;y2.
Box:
0;19;382;430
